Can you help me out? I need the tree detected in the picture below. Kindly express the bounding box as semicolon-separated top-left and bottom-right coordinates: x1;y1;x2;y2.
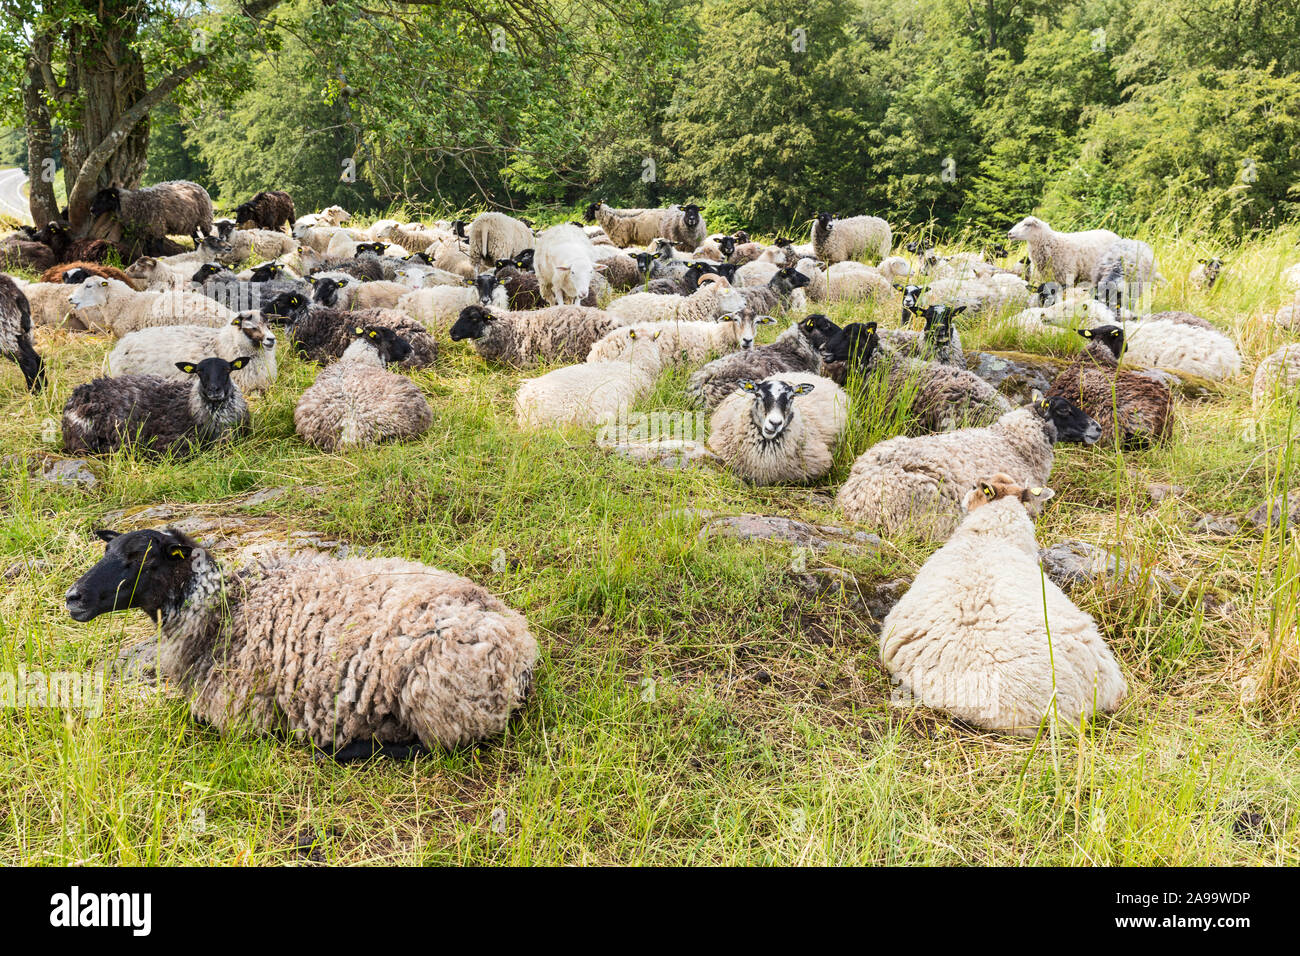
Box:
0;1;284;228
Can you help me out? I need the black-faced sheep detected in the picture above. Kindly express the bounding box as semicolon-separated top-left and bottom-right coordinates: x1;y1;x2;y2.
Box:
0;275;44;391
89;180;215;243
234;190;296;232
687;320;826;410
450;303;623;367
62;355;251;457
708;373;848;484
1046;325;1173;447
66;527;538;758
288;304;437;370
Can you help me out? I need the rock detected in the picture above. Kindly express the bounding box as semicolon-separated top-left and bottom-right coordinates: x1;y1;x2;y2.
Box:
99;505;349;564
39;458;97;489
1147;483;1186;504
242;486;327;508
1192;514;1240;537
609;440;718;470
1130;367;1217;401
3;557;51;580
699;514;881;553
1244;492;1300;532
1039;540;1178;595
966;351;1061;404
860;578;911;627
112;639;160;686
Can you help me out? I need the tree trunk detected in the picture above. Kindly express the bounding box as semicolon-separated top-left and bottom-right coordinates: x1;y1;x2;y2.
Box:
23;36;59;226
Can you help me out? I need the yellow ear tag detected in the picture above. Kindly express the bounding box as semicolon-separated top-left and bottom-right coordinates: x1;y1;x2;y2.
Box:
629;330;638;339
981;485;994;497
354;327;364;335
1081;329;1092;337
369;330;378;338
1029;487;1043;496
170;548;185;558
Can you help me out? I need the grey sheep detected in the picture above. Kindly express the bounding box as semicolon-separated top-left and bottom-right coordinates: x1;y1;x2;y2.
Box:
449;303;625;367
687;321;825;410
89;180;215;243
65;527;539;759
0;274;44;391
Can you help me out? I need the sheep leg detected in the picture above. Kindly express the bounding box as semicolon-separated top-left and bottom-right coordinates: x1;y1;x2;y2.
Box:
312;738;429;763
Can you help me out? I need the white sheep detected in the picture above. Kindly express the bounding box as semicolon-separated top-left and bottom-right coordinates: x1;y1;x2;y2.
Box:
881;473;1126;736
69;277;236;337
397;275;507;332
226;228;298;261
467;211;534;271
1252;344;1300;406
108;311;278;394
534;223;605;305
811;212;892;264
708;372;848;484
1119;317;1241;381
586;313;767;367
1006;216;1120;287
606;273;744;325
515;332;667;429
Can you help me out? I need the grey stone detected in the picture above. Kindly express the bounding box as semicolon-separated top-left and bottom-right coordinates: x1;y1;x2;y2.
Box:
966;351;1058;404
1039;539;1178;595
3;557;51;580
39;458;97;489
609;440;718;470
1244;492;1300;532
699;513;882;553
1192;514;1241;537
1147;483;1186;504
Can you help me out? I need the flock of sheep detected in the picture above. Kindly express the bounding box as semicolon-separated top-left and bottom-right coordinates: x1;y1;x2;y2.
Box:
4;177;1300;753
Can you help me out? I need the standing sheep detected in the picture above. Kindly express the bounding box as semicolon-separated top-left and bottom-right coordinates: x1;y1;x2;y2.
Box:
835;394;1101;541
534;224;606;306
708;373;849;484
1092;238;1160;305
1046;326;1173;447
65;527;538;758
1006;216;1120;287
811;212;892;264
295;325;432;452
89;181;215;243
0;275;44;392
234;190;296;232
62;356;251;457
880;473;1126;736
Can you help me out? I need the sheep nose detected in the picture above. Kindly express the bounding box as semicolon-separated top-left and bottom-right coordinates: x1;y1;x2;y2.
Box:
64;586;80;604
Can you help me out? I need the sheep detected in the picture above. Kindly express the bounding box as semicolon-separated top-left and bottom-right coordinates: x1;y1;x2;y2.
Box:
659;203;707;251
835;394;1101;541
19;281;94;331
1282;262;1300;293
590;244;642;291
884;304;966;368
1252;344;1300;407
1189;257;1225;290
108;311;278;395
0;235;59;272
923;272;1031;314
880;473;1126;736
687;320;826;410
587;312;768;367
798;315;1009;431
296;248;386;282
62;356;251;457
534;223;606;306
1146;310;1216;331
692;234;734;261
492;262;545;310
467;211;534;271
295;325;432;452
121;237;236;291
391;262;467;290
0;275;43;391
190;264;307;313
1092;238;1160;304
1046;326;1173;447
234;190;296;232
65;527;538;758
607;273;744;325
68;277;237;336
294;223;356;255
514;330;668;429
288;306;437;369
1119;317;1242;381
308;276;412;312
1009;294;1123;332
1006;216;1120;287
708;373;849;484
225;228;298;262
89;180;215;243
213;218;236;239
40;261;139;289
450;303;625;367
733;267;812;315
811;212;892;264
585;201;704;250
397;274;507;332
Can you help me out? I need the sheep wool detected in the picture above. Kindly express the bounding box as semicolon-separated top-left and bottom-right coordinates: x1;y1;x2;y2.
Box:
467;212;534;271
688;322;825;409
1006;216;1120;287
1046;327;1172;447
708;373;848;484
108;312;278;394
0;274;43;391
811;213;892;264
66;528;538;753
881;474;1126;736
88;180;214;242
1120;317;1241;381
515;333;667;429
68;277;237;336
1252;344;1300;406
450;304;624;367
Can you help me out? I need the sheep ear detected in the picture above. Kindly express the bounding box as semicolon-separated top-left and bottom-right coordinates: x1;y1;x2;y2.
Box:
628;329;638;339
652;330;662;340
176;362;198;374
757;314;775;324
166;542;192;560
1024;485;1055;504
94;529;120;543
231;315;243;326
305;275;316;284
557;265;572;272
865;322;878;333
337;278;349;286
720;313;736;323
980;483;995;498
368;330;379;339
793;383;815;395
354;326;365;336
228;357;249;370
594;262;607;272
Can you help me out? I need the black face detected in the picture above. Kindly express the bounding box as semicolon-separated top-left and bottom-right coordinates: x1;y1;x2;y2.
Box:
773;267;810;292
474;272;501;305
839;323;880;367
449;305;493;341
682;204;701;228
494;258;514;270
922;305;964;345
406;251;434;265
192;263;224;282
61;268;89;285
584;203;599;223
1033;394;1102;445
715;263;740;282
899;284;924;316
1080;325;1125;359
634;252;654;275
774;237;793;247
354;325;412;364
235;201;254;222
452;220;468;239
66;528;196;622
214;220;236;240
355;241;386;256
311;277;344;305
89;188;121;218
737;379;814;441
174;356;246;404
263;291;309;324
513;249;534;271
796;313;841;354
248;263;283;282
717;236;736;258
815;212;834;229
200;237;233;256
685;263;714;285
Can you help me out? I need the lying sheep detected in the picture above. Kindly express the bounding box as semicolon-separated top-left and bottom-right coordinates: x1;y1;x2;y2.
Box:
225;228;297;261
708;373;848;484
467;211;534;271
811;212;892;264
62;355;251;457
607;273;743;325
1252;344;1300;406
534;223;605;306
881;473;1126;736
295;325;432;452
587;313;767;367
835;394;1101;541
397;274;507;332
308;276;411;312
492;262;544;310
0;275;43;391
591;244;642;290
89;180;215;243
1006;216;1120;287
109;312;278;394
923;272;1031;314
41;261;139;289
1120;317;1242;381
734;267;811;315
234;190;296;232
687;320;826;410
65;527;538;758
1047;326;1173;447
69;277;236;336
515;331;667;429
288;305;437;369
19;280;93;331
450;303;624;367
297;248;385;282
1189;257;1225;290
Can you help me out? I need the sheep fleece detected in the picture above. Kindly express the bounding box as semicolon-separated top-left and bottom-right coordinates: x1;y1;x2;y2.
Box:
295;363;432;451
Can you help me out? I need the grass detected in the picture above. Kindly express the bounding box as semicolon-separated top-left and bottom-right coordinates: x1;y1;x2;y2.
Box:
1;213;1298;865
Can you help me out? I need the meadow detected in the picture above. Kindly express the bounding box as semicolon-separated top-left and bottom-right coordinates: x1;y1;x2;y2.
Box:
1;213;1297;865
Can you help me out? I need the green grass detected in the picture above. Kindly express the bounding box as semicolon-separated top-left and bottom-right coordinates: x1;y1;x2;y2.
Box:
1;215;1298;865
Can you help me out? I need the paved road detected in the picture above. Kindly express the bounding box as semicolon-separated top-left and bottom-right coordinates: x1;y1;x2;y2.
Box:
0;167;31;224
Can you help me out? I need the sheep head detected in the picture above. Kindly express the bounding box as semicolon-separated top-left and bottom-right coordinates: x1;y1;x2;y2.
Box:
962;473;1055;516
66;527;201;622
738;378;815;441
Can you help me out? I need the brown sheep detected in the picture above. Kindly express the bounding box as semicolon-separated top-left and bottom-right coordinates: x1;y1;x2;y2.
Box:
1046;325;1173;447
41;261;141;289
